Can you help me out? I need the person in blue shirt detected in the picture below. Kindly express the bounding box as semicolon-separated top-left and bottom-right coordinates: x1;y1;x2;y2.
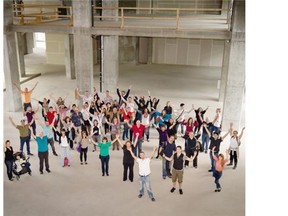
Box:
30;128;51;175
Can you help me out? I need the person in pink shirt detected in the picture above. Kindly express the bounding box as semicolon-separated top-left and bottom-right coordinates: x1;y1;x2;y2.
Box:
212;146;229;192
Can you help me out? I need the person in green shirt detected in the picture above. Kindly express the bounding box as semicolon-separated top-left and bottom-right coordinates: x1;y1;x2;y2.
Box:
96;135;118;176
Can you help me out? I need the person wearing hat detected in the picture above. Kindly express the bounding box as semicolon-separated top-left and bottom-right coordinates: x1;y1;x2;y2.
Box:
9;116;35;156
202;124;230;173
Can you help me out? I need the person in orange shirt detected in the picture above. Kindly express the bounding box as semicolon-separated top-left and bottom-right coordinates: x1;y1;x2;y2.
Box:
212;146;229;192
13;81;38;111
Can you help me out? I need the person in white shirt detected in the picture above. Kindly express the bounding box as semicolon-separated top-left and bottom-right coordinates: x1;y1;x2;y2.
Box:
212;108;222;133
129;147;157;202
227;123;245;169
174;103;193;134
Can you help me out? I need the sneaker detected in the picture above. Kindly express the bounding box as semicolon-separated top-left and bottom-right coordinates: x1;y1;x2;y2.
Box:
194;166;198;169
179;189;183;195
214;189;218;192
233;165;237;169
151;198;155;201
208;169;213;172
138;194;143;198
28;172;32;176
85;162;88;165
27;153;34;156
204;150;207;154
81;162;83;165
170;187;176;193
217;188;222;192
147;139;150;142
227;163;233;166
40;171;43;175
163;176;166;179
53;152;58;156
46;169;51;173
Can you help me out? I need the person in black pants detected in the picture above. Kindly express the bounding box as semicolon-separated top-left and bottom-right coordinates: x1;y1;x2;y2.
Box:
4;140;14;181
117;133;139;182
184;132;201;168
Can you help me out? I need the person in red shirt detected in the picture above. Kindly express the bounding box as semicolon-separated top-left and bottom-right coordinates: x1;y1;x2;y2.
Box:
127;119;147;157
44;106;59;142
120;104;132;140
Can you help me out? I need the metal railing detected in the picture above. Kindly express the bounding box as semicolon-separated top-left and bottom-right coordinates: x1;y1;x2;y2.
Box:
92;6;232;31
12;3;73;26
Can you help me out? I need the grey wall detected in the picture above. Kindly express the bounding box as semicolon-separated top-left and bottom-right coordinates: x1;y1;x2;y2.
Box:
153;38;224;67
119;36;138;64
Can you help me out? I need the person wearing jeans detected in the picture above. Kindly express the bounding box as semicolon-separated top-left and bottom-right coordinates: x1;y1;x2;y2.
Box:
212;147;229;192
97;136;118;176
203;124;230;173
128;146;157;202
9;116;35;156
4;140;14;181
160;135;176;179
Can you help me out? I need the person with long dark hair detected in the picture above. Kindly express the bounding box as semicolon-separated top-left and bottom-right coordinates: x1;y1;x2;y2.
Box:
4;140;14;181
117;133;139;182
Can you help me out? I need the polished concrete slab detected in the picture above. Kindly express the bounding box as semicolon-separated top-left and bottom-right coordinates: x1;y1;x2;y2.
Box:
3;53;245;216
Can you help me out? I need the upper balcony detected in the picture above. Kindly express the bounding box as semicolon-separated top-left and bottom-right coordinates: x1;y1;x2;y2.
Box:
9;1;233;39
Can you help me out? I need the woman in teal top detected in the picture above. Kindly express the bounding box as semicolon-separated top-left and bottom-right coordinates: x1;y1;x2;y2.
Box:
97;135;118;176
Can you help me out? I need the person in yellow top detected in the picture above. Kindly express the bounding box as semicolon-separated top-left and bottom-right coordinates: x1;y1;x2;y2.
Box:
13;81;38;111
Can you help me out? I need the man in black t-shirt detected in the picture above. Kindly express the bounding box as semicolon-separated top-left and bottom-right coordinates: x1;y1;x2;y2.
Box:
203;124;230;173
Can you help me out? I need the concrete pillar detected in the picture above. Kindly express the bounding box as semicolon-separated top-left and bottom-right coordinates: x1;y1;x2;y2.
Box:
15;32;26;77
222;0;245;130
4;0;22;111
64;34;76;79
219;40;231;101
102;36;119;92
25;33;34;54
101;0;119;92
72;0;93;92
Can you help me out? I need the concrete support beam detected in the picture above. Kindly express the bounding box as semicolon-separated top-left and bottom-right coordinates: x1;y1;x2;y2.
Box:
219;40;231;101
102;36;119;92
4;33;23;112
222;0;245;130
26;33;34;54
64;34;76;80
72;0;93;93
15;32;26;77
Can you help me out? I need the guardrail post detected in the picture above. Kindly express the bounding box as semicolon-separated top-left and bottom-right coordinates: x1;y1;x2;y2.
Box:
121;7;124;28
176;9;180;30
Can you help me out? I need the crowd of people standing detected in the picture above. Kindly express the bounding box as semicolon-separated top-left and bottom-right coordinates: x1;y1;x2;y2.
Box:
4;82;245;200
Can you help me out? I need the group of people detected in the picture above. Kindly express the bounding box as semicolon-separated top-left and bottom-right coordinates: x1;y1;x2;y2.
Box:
4;82;245;200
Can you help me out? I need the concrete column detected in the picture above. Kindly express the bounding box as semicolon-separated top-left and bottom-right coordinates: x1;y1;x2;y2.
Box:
15;32;26;77
25;32;34;54
102;36;119;92
4;0;22;111
64;34;75;79
4;33;23;112
72;0;93;92
218;40;231;101
101;0;119;92
222;0;245;130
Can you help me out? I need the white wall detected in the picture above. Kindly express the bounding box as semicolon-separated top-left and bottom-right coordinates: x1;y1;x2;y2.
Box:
46;33;65;65
153;38;224;67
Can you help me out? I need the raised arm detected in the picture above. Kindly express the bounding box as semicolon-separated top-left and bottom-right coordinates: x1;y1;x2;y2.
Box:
31;81;39;91
203;123;211;138
150;147;157;160
128;148;138;160
221;129;231;141
13;82;21;91
229;122;233;136
239;127;245;140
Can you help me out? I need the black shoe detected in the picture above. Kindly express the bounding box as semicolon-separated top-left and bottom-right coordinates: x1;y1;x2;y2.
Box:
53;152;58;156
208;169;213;172
46;169;51;173
40;171;43;174
214;189;218;192
81;162;83;165
106;173;109;176
130;179;133;182
102;173;104;176
92;150;96;152
227;163;233;166
168;175;172;178
28;172;32;176
179;189;183;195
156;156;159;159
194;166;198;169
27;153;34;156
232;165;237;169
204;150;207;154
9;178;14;181
85;162;88;165
123;179;127;181
151;198;155;201
170;187;176;193
138;194;143;198
217;188;221;192
163;176;166;179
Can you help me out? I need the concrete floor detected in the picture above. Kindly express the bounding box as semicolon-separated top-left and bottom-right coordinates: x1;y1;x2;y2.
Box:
3;53;245;216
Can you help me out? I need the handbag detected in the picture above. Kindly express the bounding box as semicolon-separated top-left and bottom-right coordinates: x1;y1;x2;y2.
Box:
76;142;81;153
